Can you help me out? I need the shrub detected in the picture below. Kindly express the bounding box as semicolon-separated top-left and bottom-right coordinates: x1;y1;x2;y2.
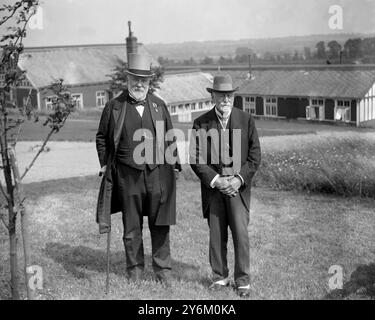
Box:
255;136;375;198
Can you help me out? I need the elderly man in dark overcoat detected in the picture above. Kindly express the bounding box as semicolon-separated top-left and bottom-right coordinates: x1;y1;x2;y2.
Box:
190;75;261;297
96;53;181;285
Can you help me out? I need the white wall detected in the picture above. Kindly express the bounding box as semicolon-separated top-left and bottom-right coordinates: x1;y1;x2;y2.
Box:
359;82;375;123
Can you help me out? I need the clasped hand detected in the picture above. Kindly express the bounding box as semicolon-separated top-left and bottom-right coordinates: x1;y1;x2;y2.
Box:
214;175;242;197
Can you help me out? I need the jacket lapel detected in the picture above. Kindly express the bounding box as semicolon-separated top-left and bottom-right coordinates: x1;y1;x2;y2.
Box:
207;107;219;130
112;92;128;154
147;95;164;128
228;107;241;130
228;108;243;174
147;95;165;163
205;108;220;163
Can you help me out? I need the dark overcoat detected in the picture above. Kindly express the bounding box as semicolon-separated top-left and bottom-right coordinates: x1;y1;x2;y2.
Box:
95;90;181;234
190;107;261;218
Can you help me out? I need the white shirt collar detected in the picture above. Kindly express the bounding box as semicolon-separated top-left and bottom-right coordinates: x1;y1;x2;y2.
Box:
214;106;232;120
214;106;232;130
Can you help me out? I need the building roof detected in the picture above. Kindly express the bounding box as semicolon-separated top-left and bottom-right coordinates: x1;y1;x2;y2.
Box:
211;70;249;89
18;43;158;88
156;71;213;105
236;69;375;99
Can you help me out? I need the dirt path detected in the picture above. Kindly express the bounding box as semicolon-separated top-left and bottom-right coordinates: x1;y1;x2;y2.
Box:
8;141;189;184
12;142;100;184
5;131;374;184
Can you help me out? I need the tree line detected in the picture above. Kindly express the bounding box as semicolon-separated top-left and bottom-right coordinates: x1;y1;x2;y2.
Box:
157;36;375;66
314;37;375;62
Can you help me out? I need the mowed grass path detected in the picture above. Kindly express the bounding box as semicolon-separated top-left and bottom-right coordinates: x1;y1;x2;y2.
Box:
1;176;374;300
16;116;374;142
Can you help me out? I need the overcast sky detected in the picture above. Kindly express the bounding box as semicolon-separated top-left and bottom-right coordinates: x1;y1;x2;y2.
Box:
18;0;375;46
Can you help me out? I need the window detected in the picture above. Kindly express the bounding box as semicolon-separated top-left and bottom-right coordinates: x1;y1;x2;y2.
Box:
171;105;176;114
306;98;325;120
244;96;256;115
185;103;190;111
337;100;350;107
45;96;54;110
96;91;107;108
264;97;277;116
199;102;203;109
205;101;211;109
191;103;196;110
335;100;351;122
19;79;31;87
71;93;83;109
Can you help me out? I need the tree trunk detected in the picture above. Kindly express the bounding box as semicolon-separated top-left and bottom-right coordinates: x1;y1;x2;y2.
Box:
8;215;19;300
9;148;35;300
0;132;19;300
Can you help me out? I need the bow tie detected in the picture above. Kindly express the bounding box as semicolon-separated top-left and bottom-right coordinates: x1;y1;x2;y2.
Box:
127;95;146;117
127;95;146;106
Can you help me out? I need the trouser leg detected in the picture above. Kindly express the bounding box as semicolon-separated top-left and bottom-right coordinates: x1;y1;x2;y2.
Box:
226;195;250;287
149;223;171;276
117;164;146;272
207;191;229;282
122;211;144;272
145;166;171;277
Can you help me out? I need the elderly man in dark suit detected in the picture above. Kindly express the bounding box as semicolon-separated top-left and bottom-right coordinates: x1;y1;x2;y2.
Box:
190;75;261;297
96;53;180;286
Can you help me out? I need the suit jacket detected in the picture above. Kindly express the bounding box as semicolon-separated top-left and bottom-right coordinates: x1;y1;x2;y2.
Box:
190;107;261;218
95;90;181;234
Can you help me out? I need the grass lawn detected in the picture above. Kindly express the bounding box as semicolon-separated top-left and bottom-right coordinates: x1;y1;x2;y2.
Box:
1;175;374;300
15;116;374;142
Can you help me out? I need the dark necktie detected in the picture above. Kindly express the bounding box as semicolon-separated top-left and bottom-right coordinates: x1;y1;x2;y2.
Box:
215;110;229;130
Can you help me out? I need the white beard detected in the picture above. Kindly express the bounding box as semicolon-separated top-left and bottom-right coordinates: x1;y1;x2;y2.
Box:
218;105;232;118
129;88;148;101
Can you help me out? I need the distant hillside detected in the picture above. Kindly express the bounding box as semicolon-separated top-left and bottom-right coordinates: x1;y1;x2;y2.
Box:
146;33;375;61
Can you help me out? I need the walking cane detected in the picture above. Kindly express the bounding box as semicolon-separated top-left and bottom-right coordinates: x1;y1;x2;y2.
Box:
99;168;111;295
105;230;111;295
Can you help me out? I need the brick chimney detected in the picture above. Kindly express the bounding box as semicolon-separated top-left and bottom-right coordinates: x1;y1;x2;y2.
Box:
126;21;138;62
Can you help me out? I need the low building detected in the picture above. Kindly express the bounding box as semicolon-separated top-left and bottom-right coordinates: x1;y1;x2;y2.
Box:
16;46;215;123
155;70;213;122
16;42;158;111
235;67;375;126
13;22;215;121
12;23;155;112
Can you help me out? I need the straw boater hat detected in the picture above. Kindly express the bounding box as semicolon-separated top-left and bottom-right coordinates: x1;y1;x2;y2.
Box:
126;53;155;77
206;75;239;93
